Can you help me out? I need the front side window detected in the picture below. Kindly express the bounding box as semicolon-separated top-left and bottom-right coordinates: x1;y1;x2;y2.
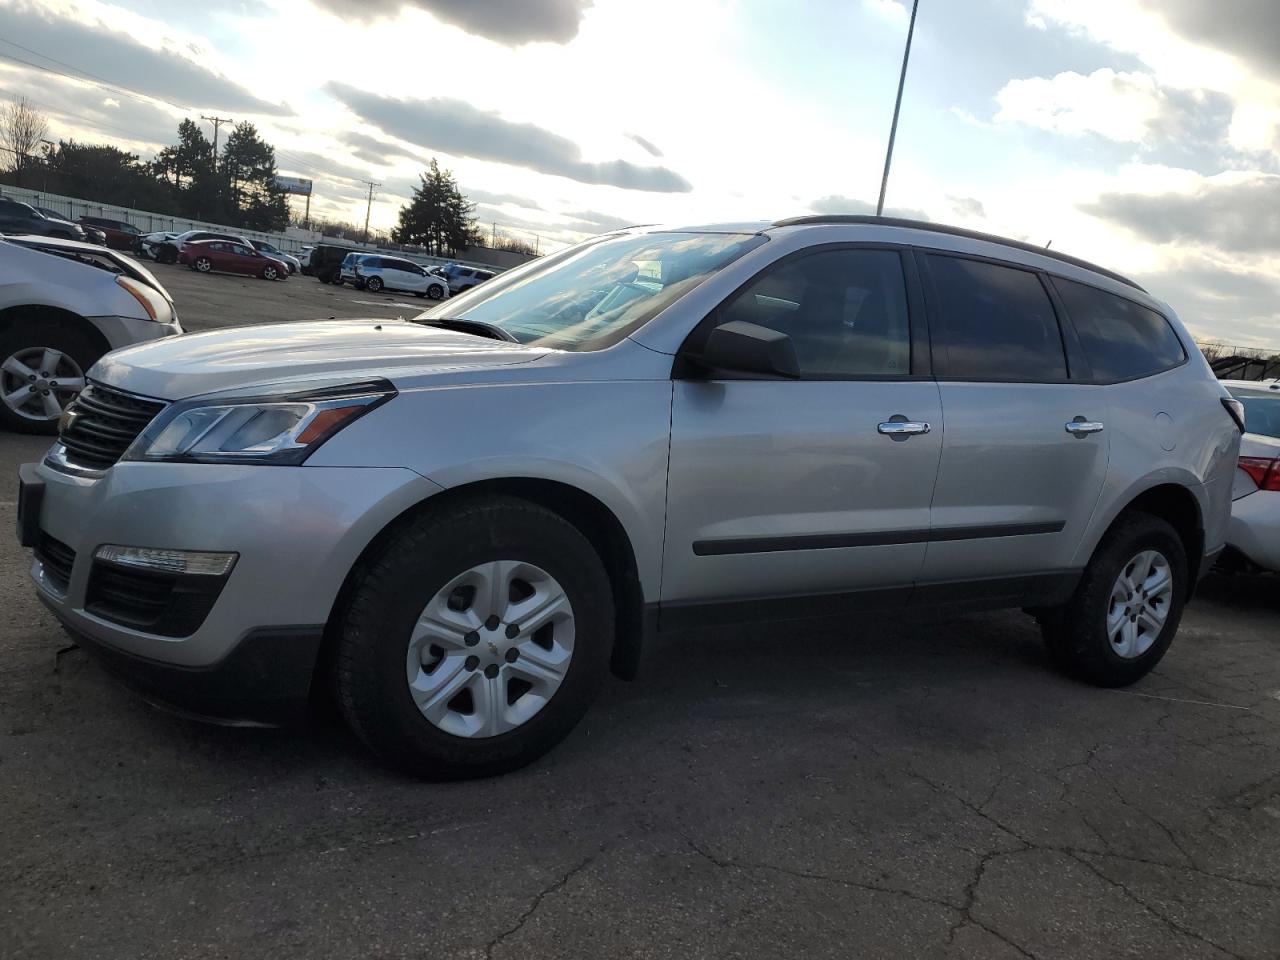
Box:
711;248;912;377
417;231;766;351
1053;278;1185;381
926;255;1067;381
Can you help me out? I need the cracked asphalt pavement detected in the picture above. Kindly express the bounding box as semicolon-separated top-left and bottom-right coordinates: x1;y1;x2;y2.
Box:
3;275;1280;958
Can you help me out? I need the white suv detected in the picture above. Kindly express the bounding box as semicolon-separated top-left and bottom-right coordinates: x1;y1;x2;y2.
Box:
342;254;449;299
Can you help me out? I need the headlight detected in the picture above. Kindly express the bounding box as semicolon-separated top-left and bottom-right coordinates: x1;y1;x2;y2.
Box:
123;378;395;465
116;276;174;325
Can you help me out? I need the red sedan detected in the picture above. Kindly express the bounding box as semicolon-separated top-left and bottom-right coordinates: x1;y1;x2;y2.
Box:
178;239;290;280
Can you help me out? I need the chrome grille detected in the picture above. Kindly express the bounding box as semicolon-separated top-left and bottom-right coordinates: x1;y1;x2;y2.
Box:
57;382;166;471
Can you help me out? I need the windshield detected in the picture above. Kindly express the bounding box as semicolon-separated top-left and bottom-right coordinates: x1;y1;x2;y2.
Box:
415;231;766;350
1237;393;1280;439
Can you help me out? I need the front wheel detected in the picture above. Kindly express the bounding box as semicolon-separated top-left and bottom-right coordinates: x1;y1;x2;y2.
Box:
157;246;178;264
0;324;96;434
262;264;279;281
194;257;212;273
428;283;445;300
366;276;384;293
335;496;614;779
1039;512;1187;687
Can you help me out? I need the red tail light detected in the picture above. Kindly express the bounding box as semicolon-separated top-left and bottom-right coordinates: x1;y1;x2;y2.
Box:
1239;456;1280;491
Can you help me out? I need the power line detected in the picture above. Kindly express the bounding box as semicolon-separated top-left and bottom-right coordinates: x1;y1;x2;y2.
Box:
202;115;232;170
0;47;339;185
360;179;380;242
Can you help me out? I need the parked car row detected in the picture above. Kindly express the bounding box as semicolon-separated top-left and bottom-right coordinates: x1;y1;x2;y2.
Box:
301;242;493;297
0;196;154;253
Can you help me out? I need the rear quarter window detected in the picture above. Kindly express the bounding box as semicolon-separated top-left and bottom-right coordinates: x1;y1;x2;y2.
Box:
1054;278;1186;381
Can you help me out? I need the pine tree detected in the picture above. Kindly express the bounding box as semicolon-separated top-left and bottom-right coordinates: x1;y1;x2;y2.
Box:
393;158;477;255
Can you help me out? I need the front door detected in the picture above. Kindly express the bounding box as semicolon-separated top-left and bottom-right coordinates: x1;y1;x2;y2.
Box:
916;252;1109;590
663;246;943;621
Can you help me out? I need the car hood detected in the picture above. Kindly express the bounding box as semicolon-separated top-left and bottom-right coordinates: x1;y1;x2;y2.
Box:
92;319;548;400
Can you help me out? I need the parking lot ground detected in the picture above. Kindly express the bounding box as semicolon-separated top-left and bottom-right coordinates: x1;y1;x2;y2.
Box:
3;275;1280;958
150;260;433;332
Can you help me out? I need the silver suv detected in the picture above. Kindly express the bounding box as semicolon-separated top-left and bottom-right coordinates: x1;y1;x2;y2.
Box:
17;218;1241;778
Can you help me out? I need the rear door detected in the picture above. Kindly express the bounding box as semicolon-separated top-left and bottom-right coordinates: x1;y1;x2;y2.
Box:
663;245;942;619
917;252;1109;595
229;243;258;274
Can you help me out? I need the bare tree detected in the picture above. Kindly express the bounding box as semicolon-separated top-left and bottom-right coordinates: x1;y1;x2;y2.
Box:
0;97;49;184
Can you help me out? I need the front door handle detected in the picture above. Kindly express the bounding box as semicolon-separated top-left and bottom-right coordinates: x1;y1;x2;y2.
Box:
878;420;931;436
1065;418;1105;435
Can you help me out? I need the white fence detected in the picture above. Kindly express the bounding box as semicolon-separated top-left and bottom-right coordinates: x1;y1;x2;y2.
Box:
0;184;511;272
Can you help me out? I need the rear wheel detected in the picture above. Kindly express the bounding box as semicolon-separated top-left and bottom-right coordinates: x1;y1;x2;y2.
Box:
1039;512;1187;687
335;496;613;779
0;324;96;434
366;276;384;293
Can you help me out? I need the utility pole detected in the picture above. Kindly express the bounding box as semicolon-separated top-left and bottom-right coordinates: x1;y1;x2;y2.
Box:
202;115;232;171
491;221;497;247
875;0;920;217
360;179;380;244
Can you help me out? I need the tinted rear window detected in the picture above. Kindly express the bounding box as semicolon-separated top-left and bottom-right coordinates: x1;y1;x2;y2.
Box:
926;255;1067;381
1236;394;1280;439
1054;278;1185;381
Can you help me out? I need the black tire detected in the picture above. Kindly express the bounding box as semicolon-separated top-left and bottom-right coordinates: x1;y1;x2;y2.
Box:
262;264;279;281
366;276;383;293
194;257;212;273
1039;511;1187;687
428;284;445;300
335;496;614;779
0;321;100;434
157;245;178;264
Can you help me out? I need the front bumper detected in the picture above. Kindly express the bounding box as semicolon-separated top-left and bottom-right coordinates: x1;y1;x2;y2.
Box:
23;458;440;718
87;314;183;351
1228;490;1280;572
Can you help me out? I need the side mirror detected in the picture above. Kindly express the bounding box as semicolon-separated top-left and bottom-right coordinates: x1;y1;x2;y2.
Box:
697;320;801;379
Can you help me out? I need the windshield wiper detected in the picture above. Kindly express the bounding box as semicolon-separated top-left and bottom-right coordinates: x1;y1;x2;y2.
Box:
415;317;519;343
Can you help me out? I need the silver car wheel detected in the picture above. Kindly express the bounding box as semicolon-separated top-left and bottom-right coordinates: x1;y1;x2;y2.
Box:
406;560;575;739
1107;549;1172;659
1;347;86;422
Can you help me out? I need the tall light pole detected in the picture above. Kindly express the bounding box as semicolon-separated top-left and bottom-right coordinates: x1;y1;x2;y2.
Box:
876;0;920;217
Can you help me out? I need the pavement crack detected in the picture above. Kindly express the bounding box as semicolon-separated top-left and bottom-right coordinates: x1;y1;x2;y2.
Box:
1067;851;1249;960
682;836;960;911
484;849;601;959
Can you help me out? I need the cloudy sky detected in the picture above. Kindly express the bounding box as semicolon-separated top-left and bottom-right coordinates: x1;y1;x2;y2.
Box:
0;0;1278;346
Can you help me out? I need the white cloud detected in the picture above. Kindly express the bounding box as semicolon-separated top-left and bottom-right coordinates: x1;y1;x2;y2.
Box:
862;0;907;24
994;68;1163;142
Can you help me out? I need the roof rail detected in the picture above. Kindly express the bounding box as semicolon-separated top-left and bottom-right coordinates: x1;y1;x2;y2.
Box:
772;215;1146;292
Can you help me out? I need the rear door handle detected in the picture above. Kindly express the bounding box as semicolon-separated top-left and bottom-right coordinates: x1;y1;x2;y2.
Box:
878;420;931;436
1065;419;1105;435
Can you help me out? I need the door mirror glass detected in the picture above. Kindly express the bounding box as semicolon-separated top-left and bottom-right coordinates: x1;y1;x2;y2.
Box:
699;321;801;379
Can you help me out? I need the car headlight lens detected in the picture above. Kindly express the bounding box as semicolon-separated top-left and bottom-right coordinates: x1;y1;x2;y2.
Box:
124;379;395;465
